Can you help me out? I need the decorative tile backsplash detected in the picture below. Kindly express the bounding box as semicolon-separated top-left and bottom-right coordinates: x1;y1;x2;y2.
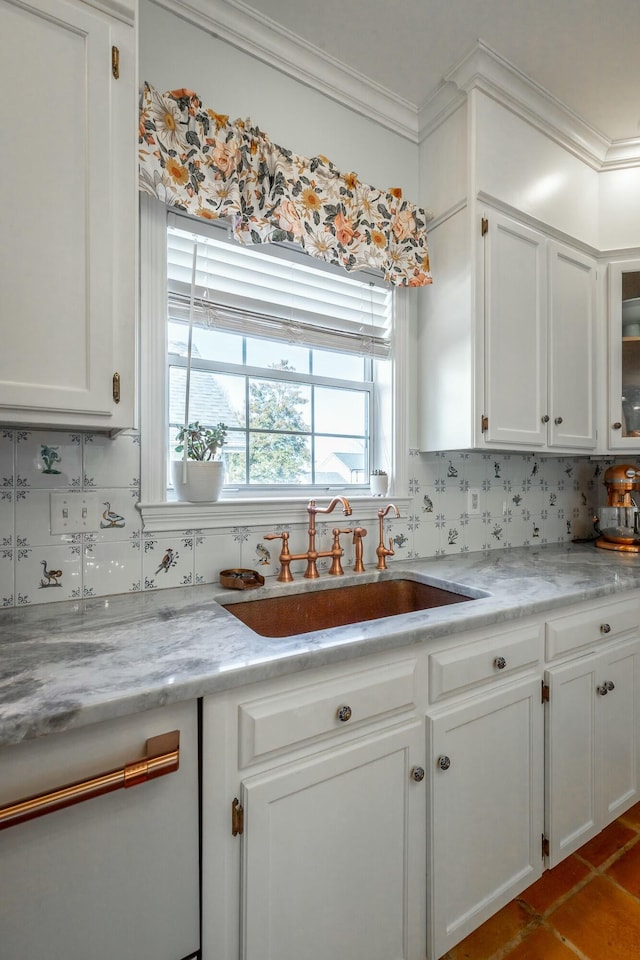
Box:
0;427;617;608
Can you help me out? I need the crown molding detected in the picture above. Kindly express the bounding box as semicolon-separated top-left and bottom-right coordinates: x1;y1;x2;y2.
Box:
438;40;610;169
420;40;640;170
150;0;420;142
602;138;640;171
149;4;640;169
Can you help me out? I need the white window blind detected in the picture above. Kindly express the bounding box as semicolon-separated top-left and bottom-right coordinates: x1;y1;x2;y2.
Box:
167;212;393;357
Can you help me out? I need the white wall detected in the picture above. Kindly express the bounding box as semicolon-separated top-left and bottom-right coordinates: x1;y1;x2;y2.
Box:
418;102;468;219
599;167;640;251
139;0;418;199
473;92;600;247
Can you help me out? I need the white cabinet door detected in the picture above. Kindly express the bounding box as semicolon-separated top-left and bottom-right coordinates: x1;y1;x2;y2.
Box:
608;259;640;449
0;0;135;429
547;241;597;449
546;636;640;867
600;639;640;821
427;677;544;959
483;212;547;447
0;702;199;960
545;652;599;865
240;721;426;960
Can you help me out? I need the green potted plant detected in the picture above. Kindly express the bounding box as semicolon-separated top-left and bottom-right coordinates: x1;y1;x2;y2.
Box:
172;420;228;502
370;468;388;497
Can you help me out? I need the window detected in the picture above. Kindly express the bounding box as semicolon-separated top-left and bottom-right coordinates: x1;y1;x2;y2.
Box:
138;196;410;530
166;213;394;496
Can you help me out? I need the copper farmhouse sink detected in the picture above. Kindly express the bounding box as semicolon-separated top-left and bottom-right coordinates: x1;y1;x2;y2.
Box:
222;578;478;638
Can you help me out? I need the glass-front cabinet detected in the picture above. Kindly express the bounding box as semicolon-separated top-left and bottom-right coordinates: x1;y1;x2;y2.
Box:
609;260;640;449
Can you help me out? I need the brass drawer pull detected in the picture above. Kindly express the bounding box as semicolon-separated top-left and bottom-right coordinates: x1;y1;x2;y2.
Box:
494;656;507;670
438;755;451;771
0;731;180;831
337;705;352;722
600;623;611;634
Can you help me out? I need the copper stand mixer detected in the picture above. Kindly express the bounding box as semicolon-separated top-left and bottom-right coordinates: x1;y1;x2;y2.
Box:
594;464;640;552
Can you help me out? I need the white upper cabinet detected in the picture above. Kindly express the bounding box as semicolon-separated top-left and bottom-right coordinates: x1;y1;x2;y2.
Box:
419;205;597;453
484;220;597;450
0;0;136;431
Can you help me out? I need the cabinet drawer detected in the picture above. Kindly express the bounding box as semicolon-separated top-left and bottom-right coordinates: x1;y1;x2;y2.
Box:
429;625;541;702
238;659;417;766
546;597;639;661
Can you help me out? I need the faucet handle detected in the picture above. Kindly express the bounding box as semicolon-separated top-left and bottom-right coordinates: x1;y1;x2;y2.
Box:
329;527;352;576
263;532;293;582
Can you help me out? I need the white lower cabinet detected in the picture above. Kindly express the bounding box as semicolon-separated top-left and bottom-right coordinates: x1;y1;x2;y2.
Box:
201;654;426;960
199;594;640;960
241;722;425;960
427;676;544;959
545;635;640;866
0;702;200;960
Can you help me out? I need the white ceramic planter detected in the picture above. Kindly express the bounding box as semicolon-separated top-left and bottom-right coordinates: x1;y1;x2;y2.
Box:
370;474;389;497
171;460;225;502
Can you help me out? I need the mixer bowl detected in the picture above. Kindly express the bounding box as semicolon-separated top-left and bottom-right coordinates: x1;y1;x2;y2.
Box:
595;506;640;544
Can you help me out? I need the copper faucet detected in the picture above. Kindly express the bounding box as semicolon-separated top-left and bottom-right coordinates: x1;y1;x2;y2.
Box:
376;503;400;570
265;497;352;582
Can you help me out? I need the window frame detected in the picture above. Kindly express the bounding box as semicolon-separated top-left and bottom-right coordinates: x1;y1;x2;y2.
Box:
138;195;411;533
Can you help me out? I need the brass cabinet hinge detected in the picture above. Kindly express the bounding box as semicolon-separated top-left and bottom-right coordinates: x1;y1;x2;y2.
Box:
542;834;549;858
481;217;489;236
481;415;489;433
111;45;120;79
112;372;121;404
541;681;550;703
232;797;244;836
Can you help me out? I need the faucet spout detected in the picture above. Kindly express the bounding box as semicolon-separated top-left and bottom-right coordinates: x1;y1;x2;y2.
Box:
311;496;352;517
378;503;400;520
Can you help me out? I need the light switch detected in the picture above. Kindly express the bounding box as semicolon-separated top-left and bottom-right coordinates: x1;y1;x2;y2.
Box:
50;492;100;534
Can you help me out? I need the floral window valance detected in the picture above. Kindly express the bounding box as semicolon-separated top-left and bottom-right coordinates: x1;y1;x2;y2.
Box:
138;82;432;287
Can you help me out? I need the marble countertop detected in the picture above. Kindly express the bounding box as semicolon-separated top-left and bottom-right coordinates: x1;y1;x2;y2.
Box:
2;542;640;748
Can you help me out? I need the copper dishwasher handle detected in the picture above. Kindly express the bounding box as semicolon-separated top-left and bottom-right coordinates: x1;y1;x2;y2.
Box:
0;730;180;831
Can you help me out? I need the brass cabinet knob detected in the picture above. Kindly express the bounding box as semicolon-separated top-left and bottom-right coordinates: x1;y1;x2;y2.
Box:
541;414;550;423
494;656;507;670
554;416;563;425
336;705;352;722
601;623;611;634
597;680;615;696
613;422;622;430
438;755;451;771
411;766;425;783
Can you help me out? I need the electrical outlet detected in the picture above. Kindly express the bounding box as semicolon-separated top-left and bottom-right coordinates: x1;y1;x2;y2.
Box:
468;488;481;515
50;492;100;535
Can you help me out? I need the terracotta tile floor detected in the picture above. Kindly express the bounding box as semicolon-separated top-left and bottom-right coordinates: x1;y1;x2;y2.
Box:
442;802;640;960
